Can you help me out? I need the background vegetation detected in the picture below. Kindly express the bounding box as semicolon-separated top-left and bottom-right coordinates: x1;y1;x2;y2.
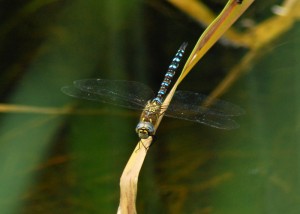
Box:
0;0;299;213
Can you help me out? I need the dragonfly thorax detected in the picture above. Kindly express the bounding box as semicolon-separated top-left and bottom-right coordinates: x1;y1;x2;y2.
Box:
135;100;162;139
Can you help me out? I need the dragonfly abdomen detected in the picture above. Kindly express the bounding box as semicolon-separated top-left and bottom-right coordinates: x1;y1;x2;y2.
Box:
153;42;187;104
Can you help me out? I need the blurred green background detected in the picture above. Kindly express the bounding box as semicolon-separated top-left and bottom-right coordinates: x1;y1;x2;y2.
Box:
0;0;299;213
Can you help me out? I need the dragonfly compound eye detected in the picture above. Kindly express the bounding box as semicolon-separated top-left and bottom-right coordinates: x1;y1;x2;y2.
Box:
136;122;155;139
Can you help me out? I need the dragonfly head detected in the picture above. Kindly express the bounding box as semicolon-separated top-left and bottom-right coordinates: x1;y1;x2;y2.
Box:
135;122;155;139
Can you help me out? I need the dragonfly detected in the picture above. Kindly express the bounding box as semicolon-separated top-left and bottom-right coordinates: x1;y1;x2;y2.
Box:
62;43;244;139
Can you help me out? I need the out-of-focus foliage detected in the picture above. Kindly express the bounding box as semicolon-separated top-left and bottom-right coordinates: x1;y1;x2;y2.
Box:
0;0;299;213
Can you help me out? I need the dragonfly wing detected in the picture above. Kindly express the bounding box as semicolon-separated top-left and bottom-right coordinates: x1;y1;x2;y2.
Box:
165;109;240;129
164;90;244;129
62;79;154;110
167;90;244;116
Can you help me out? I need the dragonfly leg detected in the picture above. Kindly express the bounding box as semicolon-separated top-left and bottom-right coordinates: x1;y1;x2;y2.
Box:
135;135;156;152
135;140;149;152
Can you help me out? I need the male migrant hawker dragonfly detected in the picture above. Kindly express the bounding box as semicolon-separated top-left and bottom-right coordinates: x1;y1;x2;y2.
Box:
62;43;244;139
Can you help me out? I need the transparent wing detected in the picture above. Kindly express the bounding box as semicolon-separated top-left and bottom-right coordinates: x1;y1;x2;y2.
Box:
61;79;154;110
165;90;244;129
